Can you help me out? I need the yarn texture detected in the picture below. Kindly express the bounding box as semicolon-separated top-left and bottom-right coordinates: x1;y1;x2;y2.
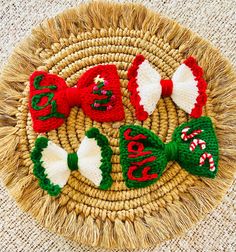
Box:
120;117;218;188
0;1;236;250
128;54;207;121
31;128;113;196
29;65;125;132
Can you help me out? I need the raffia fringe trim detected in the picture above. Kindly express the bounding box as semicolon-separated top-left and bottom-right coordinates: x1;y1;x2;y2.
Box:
0;1;236;249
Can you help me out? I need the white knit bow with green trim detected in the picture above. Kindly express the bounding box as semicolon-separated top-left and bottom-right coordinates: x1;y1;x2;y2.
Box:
31;128;113;196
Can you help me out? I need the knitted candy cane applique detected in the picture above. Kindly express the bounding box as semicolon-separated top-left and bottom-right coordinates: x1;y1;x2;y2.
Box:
181;127;215;171
128;54;207;121
31;128;113;196
119;116;218;189
181;127;203;141
29;64;125;133
199;153;215;171
189;139;206;151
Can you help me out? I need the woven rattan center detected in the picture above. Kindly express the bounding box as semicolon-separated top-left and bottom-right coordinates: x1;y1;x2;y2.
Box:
18;29;207;221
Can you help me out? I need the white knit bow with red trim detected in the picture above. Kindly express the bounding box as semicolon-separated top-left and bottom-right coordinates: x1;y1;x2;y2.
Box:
128;55;207;121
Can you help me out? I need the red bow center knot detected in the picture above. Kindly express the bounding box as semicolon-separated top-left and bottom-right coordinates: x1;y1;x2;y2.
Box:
29;65;125;133
160;79;173;97
64;86;82;108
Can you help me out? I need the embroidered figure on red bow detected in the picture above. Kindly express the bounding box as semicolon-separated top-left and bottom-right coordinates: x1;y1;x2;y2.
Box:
119;117;218;188
91;75;116;111
29;65;125;133
128;55;207;121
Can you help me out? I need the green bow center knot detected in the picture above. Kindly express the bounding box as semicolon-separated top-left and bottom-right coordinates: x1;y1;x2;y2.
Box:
119;116;219;189
164;141;179;161
67;152;79;171
31;128;113;196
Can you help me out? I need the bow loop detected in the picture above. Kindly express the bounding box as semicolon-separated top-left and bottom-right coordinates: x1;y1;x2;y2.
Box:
30;71;70;133
29;65;125;133
171;57;207;118
119;117;218;188
31;128;113;196
120;124;166;188
172;116;218;177
127;55;162;120
128;55;207;121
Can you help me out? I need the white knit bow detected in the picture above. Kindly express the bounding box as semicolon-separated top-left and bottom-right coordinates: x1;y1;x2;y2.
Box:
128;55;207;121
31;128;112;196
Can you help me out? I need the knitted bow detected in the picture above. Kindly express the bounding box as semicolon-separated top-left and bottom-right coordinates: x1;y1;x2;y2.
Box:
31;128;113;196
119;117;218;188
29;65;125;133
128;55;207;121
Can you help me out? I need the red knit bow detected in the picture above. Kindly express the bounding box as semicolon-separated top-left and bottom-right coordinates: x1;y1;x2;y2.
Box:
29;65;125;132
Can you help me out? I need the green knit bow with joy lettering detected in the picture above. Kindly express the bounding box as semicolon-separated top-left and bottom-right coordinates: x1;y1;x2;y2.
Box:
119;117;219;188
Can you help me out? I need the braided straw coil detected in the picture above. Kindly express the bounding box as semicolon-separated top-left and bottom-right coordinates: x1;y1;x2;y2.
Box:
0;1;236;249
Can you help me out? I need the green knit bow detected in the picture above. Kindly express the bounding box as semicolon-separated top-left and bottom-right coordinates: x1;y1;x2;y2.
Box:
119;117;219;188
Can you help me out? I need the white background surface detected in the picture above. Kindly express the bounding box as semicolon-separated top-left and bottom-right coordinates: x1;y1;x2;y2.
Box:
0;0;235;251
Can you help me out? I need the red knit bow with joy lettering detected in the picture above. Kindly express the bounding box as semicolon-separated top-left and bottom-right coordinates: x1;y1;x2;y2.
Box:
29;65;125;132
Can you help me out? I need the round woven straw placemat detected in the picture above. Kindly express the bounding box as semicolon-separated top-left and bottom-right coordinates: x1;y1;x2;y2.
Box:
0;1;236;250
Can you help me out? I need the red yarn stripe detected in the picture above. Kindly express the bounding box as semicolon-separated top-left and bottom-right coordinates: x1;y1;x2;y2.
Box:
127;55;149;121
184;56;208;118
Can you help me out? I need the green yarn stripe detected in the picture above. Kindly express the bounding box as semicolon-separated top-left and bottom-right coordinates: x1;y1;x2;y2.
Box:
30;137;61;196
